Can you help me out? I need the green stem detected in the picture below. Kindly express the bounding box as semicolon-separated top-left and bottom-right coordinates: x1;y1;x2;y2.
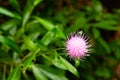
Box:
3;64;6;80
42;54;52;61
20;48;40;63
20;52;32;63
10;64;13;73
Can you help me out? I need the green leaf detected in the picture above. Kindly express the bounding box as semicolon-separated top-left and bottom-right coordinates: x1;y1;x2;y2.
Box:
31;65;48;80
110;41;120;59
92;28;100;38
41;27;65;46
86;75;95;80
41;30;54;46
33;64;68;80
33;16;55;30
92;20;118;30
54;28;66;39
23;36;38;51
22;0;42;28
53;59;67;70
7;66;21;80
93;2;103;13
25;20;46;40
33;0;42;6
0;36;22;55
22;55;34;71
95;68;110;78
0;7;21;19
103;13;117;19
0;19;20;31
98;38;110;53
52;51;66;69
115;47;120;59
9;0;21;12
36;41;48;51
23;49;40;70
59;56;79;77
0;49;13;64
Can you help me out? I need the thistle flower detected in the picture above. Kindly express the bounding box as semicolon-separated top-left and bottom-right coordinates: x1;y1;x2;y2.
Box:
66;31;91;59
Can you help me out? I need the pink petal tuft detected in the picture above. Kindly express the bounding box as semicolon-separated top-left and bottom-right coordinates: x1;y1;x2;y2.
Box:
66;32;91;59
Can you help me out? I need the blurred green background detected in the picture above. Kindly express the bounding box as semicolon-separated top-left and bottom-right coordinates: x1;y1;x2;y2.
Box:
0;0;120;80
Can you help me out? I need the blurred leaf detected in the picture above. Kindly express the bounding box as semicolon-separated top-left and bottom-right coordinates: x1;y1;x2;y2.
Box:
0;49;13;64
33;0;42;6
15;28;24;40
92;20;118;30
36;41;48;51
95;68;111;78
9;26;17;35
26;20;46;40
9;0;21;12
54;12;67;24
22;0;42;27
115;47;120;59
93;1;103;13
7;66;21;80
103;13;117;19
23;36;38;51
23;48;40;70
98;38;110;53
33;64;68;80
52;51;66;69
22;55;34;71
0;36;22;55
59;56;79;77
0;19;20;31
86;75;95;80
110;40;120;59
74;14;87;27
0;7;21;19
33;16;55;30
66;14;87;33
40;27;65;46
53;59;67;70
31;64;48;80
54;27;66;39
92;28;100;38
41;30;54;46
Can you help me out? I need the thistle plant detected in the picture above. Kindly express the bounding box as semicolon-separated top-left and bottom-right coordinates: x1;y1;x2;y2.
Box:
66;31;92;59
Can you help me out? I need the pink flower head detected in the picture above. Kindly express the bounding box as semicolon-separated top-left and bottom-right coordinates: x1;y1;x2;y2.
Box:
66;31;91;59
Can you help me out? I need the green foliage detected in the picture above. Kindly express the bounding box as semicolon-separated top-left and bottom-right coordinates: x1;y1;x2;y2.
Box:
0;0;120;80
7;66;21;80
